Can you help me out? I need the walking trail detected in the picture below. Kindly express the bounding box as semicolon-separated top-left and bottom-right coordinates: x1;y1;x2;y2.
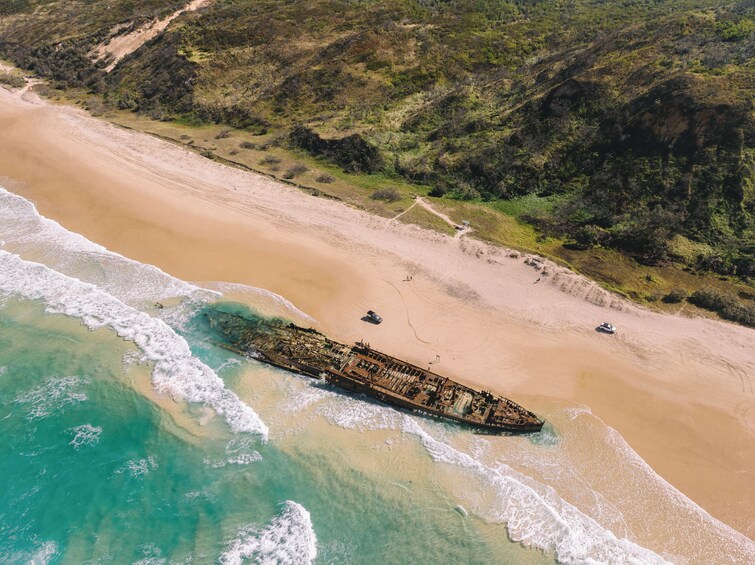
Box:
392;196;472;239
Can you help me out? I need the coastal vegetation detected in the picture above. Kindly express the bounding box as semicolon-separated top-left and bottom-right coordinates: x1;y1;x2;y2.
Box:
0;0;752;323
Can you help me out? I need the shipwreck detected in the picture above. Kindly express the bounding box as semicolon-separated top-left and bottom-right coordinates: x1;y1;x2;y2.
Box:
206;307;544;434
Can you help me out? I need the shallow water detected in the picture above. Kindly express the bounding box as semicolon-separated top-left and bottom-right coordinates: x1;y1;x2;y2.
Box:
1;186;753;564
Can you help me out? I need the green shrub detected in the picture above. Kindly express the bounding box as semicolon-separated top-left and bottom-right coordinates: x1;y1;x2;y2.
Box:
0;73;25;88
689;289;755;327
316;173;335;183
663;288;688;304
283;164;308;179
370;188;401;202
259;155;282;166
689;288;734;311
290;126;384;173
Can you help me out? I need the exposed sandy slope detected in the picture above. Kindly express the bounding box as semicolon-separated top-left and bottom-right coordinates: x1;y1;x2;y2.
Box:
93;0;210;72
0;84;753;541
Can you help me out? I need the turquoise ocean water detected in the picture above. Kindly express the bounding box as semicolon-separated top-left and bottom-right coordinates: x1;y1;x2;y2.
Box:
1;186;753;564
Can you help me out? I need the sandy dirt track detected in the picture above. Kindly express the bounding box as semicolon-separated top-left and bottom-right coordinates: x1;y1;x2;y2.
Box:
93;0;210;72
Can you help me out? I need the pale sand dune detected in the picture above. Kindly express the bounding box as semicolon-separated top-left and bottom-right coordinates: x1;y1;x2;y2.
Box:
93;0;210;72
0;85;753;544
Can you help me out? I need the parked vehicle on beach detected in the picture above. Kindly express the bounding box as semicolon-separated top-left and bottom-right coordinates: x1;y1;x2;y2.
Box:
597;322;616;334
366;310;383;324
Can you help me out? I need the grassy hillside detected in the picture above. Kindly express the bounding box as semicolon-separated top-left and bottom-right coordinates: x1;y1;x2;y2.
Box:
1;0;753;324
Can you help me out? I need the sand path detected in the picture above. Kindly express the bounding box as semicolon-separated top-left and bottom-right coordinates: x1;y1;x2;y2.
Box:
392;197;472;239
0;84;753;543
93;0;211;72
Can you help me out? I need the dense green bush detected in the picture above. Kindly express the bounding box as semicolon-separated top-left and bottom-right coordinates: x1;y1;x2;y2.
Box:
370;188;401;202
663;288;688;304
283;164;309;179
0;73;25;88
259;155;282;166
290;126;384;174
316;173;335;183
689;289;755;327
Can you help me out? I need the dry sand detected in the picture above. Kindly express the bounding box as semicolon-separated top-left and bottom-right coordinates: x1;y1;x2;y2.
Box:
0;84;753;541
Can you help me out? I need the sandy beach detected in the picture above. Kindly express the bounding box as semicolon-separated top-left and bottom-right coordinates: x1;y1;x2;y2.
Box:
0;82;753;544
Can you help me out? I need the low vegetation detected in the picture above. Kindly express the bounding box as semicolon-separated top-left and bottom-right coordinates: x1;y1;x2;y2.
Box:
663;288;689;304
0;71;24;88
315;173;335;184
282;164;308;179
259;155;282;166
370;188;401;203
689;289;755;327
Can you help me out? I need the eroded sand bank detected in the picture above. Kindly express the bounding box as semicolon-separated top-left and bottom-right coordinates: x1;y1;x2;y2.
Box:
0;84;753;543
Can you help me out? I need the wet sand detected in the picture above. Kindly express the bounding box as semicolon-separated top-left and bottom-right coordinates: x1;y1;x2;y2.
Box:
0;83;753;541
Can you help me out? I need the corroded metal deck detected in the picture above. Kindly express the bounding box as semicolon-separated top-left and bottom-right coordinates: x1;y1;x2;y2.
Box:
207;309;544;433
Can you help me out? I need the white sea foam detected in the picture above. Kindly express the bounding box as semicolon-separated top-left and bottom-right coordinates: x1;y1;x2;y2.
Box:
0;366;7;377
564;406;592;420
219;501;317;565
3;540;59;565
14;376;89;420
319;395;402;431
68;423;102;450
401;416;669;565
278;375;753;562
203;281;316;324
203;452;262;468
593;411;755;563
133;543;166;565
277;375;400;430
0;187;215;305
225;436;263;464
204;436;263;467
116;455;159;479
27;540;58;565
279;380;336;415
216;357;242;374
0;251;268;439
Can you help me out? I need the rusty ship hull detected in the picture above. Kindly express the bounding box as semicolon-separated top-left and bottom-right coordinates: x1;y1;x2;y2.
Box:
207;309;544;434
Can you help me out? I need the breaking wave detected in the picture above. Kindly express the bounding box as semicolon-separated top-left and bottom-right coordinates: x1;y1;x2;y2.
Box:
0;186;211;305
0;251;268;439
278;379;671;563
401;416;668;564
219;501;317;565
